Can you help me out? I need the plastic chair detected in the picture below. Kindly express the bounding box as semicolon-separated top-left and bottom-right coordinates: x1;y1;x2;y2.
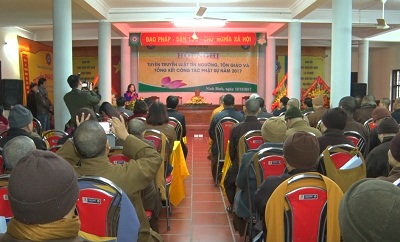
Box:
77;176;139;241
42;129;68;148
168;117;183;141
0;156;4;174
142;129;172;231
319;144;366;192
304;111;314;117
0;129;8;139
265;173;342;242
257;147;285;180
133;117;146;123
257;117;268;124
364;118;377;132
48;145;63;153
0;174;12;223
344;130;367;157
243;130;264;151
32;117;43;136
393;178;400;187
214;117;239;186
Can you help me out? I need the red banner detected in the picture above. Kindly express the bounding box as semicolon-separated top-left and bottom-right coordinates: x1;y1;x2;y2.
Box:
137;32;257;46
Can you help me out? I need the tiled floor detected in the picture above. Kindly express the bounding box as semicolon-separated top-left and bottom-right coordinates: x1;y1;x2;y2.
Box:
159;130;241;242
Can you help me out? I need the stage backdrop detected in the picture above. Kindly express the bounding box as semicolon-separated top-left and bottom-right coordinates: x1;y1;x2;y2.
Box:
138;45;258;93
18;36;53;105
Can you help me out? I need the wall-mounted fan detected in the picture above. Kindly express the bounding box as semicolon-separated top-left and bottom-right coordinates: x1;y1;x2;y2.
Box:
377;0;390;29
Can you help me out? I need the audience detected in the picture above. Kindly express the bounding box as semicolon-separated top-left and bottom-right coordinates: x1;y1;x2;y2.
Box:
255;97;273;118
127;99;148;122
391;97;400;123
116;96;133;116
99;101;121;121
368;107;391;152
272;96;289;116
379;97;391;110
317;107;353;154
233;117;286;235
354;94;376;124
166;95;188;158
0;105;47;151
378;132;400;182
339;179;400;241
3;136;36;172
302;97;314;113
0;150;83;241
366;117;399;178
127;118;162;233
307;95;326;128
209;94;244;181
224;98;262;213
284;106;322;138
210;95;225;122
339;96;369;148
57;118;163;241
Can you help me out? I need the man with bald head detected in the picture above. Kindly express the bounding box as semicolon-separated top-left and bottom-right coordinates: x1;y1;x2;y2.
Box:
57;118;163;241
224;98;263;213
3;136;36;172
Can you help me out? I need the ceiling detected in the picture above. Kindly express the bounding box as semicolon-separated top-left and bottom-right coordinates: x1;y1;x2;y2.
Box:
1;0;399;47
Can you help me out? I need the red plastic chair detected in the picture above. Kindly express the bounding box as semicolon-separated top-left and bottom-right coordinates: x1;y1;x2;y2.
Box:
243;130;264;151
168;117;183;141
344;131;367;156
108;154;130;165
215;117;239;185
257;147;285;180
48;145;63;153
42;129;68;148
364;118;377;132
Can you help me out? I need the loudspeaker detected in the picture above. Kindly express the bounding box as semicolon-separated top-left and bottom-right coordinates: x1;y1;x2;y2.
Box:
0;79;23;110
351;83;367;99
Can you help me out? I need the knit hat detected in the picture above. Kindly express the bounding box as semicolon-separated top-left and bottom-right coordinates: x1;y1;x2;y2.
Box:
372;107;391;122
312;95;324;106
283;131;319;169
339;179;400;242
8;104;33;128
261;117;287;143
377;117;400;134
321;107;347;130
8;150;79;224
284;106;303;120
389;132;400;161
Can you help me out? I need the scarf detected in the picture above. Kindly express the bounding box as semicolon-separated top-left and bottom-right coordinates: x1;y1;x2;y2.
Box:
7;216;80;241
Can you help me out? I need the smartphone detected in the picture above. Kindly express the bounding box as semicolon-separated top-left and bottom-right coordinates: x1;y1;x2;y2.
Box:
99;122;112;134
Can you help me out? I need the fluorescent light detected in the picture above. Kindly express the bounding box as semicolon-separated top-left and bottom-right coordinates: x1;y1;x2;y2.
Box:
174;19;225;27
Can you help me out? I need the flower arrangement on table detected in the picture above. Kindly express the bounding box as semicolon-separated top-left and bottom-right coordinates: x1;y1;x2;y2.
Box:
185;89;210;105
125;97;145;110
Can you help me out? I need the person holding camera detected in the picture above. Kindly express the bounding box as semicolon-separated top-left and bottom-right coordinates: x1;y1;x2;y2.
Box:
64;75;100;126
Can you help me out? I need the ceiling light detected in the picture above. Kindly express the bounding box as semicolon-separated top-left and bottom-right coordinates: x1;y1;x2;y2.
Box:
174;19;225;28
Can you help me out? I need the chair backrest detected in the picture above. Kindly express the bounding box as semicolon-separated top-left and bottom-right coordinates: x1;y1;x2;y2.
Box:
316;119;323;132
42;129;68;148
319;144;366;192
343;130;367;156
0;174;12;220
77;176;139;241
0;129;9;139
364;118;376;132
393;178;400;187
168;117;183;141
265;173;342;242
257;117;268;124
304;111;314;117
256;147;285;181
32;117;43;136
284;174;328;242
48;145;63;153
278;112;286;117
108;154;130;165
215;117;239;160
243;130;264;151
133;117;146;123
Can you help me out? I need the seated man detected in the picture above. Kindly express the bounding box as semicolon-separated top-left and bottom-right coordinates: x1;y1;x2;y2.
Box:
0;105;47;151
285;106;322;138
127;118;162;233
233;117;286;235
378;132;400;182
254;131;321;238
57;117;163;242
339;179;400;241
3;136;36;173
0;150;84;241
116;96;133;116
307;95;326;128
166;95;188;159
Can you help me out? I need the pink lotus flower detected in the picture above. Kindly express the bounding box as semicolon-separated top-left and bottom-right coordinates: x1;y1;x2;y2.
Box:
161;76;187;89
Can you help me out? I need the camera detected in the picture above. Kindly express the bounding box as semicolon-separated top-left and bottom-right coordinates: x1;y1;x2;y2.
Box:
81;81;92;91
